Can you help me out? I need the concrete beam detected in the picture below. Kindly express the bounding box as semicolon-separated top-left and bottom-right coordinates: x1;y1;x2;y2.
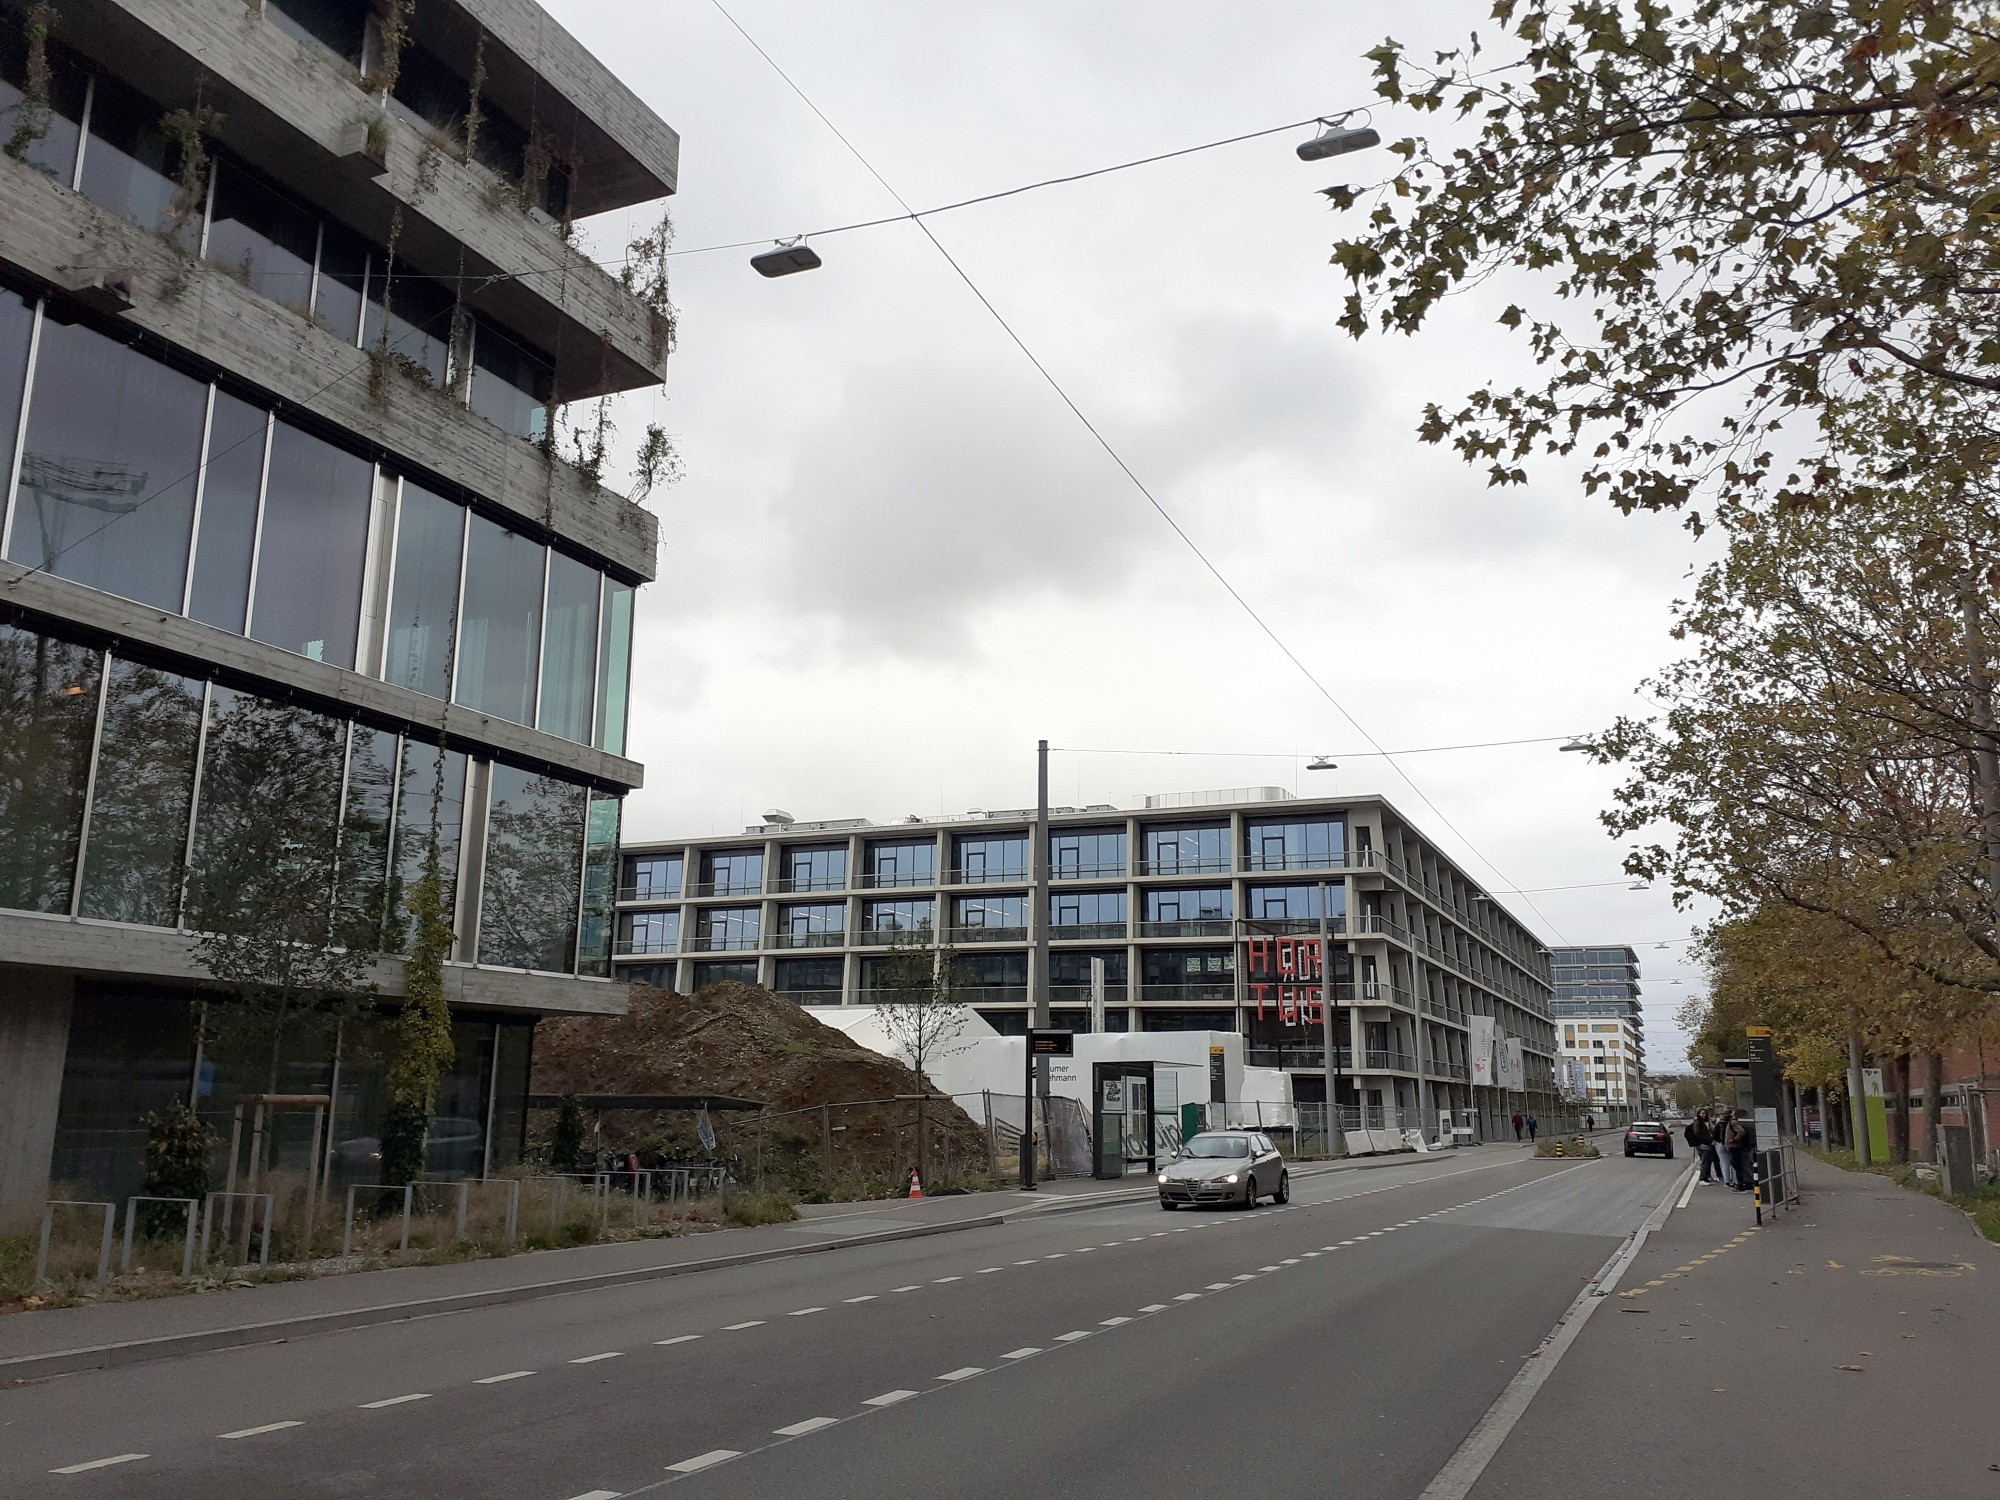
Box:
0;915;631;1019
0;154;659;582
0;970;71;1213
0;565;646;791
61;0;672;399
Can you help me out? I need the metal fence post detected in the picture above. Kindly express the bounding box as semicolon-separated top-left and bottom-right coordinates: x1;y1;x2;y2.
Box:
342;1185;358;1259
34;1204;53;1285
399;1184;413;1252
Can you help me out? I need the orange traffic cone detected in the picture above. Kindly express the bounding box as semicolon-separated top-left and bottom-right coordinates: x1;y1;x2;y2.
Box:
908;1168;924;1199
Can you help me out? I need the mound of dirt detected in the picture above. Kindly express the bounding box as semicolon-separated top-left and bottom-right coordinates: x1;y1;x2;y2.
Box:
531;983;990;1192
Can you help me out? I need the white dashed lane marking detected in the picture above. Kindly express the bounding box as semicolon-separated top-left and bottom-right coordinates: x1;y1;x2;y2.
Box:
50;1455;148;1475
570;1352;623;1364
773;1418;838;1437
1055;1331;1093;1342
655;1335;701;1346
1003;1347;1041;1359
723;1321;766;1331
475;1370;536;1383
358;1394;430;1409
219;1421;302;1439
667;1450;740;1473
938;1367;984;1381
788;1308;825;1317
863;1390;917;1407
842;1296;877;1304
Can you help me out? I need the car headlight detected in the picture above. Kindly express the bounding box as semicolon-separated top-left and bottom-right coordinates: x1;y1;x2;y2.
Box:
1223;1173;1240;1184
1157;1172;1168;1185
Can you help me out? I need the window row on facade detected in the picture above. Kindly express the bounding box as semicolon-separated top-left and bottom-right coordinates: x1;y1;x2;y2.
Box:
613;883;1356;955
0;30;560;440
620;818;1356;900
0;616;619;976
0;288;634;751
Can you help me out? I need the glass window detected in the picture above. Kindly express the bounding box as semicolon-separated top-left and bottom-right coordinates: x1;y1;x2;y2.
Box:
1140;947;1235;1000
386;737;465;953
334;725;398;950
943;950;1027;1000
455;515;542;725
0;622;100;913
622;853;681;900
619;961;677;988
953;832;1028;884
78;72;198;245
862;898;933;937
1050;828;1124;879
1051;889;1125;929
773;956;842;998
593;578;633;755
0;29;87;184
618;908;679;956
1246;884;1345;921
249;420;371;666
1049;949;1127;996
185;392;266;633
576;792;619;977
699;849;762;896
77;658;204;926
865;837;935;888
953;893;1027;929
782;844;847;892
1145;887;1232;923
381;480;461;698
205;160;317;314
0;286;32;534
364;268;456;389
691;959;756;989
694;905;760;952
537;550;598;743
11;319;204;610
265;0;368;64
1143;824;1229;874
478;763;586;972
313;221;368;346
1245;817;1345;871
781;902;845;938
468;321;552;442
184;686;346;942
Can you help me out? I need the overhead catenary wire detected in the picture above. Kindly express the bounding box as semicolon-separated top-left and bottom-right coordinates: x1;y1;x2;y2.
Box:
708;0;1571;946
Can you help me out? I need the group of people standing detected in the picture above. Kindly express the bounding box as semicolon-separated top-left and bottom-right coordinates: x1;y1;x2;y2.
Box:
1685;1107;1756;1190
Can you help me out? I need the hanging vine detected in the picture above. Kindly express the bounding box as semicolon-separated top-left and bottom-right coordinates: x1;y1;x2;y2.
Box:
378;827;456;1186
632;422;683;502
461;27;486;166
619;207;678;366
160;94;224;242
362;0;414;96
4;3;57;164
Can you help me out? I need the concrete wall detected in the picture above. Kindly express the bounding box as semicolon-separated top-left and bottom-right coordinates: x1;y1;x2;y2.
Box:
0;970;72;1214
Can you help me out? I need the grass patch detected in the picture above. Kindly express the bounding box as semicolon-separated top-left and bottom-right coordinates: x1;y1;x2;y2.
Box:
721;1190;799;1227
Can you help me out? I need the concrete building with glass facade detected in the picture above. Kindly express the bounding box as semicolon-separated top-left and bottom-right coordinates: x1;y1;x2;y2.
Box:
1551;946;1645;1115
0;0;671;1209
615;790;1561;1134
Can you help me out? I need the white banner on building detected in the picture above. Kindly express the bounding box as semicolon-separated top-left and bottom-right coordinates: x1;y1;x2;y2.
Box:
1468;1015;1496;1087
1501;1037;1526;1093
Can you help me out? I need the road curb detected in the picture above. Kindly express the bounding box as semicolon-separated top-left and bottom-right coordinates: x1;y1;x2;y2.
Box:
0;1213;1006;1383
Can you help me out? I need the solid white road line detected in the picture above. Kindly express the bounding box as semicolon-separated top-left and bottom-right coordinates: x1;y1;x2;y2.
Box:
1002;1347;1041;1359
1417;1165;1692;1500
863;1390;917;1406
218;1421;303;1439
666;1450;740;1473
723;1321;765;1330
938;1367;984;1381
1677;1172;1699;1210
655;1335;701;1346
359;1394;430;1409
570;1352;623;1364
773;1418;838;1437
50;1455;148;1475
475;1370;537;1383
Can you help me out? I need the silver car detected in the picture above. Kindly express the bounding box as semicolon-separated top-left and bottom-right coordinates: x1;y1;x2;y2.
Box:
1158;1130;1289;1209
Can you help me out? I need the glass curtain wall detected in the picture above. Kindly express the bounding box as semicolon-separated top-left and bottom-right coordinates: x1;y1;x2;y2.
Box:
388;738;466;952
456;515;543;727
336;725;400;949
576;792;620;977
381;480;463;698
186;393;268;633
247;421;372;666
538;551;599;743
594;580;634;754
477;763;586;972
76;658;204;926
0;622;99;912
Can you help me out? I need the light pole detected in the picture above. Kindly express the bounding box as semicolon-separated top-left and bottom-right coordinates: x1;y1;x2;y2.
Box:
1023;737;1052;1189
1305;759;1346;1157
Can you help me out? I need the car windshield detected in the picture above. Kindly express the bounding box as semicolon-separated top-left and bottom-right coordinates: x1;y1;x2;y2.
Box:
1183;1136;1250;1158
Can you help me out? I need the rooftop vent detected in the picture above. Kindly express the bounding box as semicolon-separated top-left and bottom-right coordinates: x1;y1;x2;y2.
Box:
762;809;795;826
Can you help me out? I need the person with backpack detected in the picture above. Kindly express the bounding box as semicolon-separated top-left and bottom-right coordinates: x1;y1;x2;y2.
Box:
1722;1109;1756;1191
1684;1109;1719;1183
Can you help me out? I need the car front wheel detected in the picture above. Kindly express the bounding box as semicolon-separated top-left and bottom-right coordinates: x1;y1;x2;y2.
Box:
1243;1177;1258;1207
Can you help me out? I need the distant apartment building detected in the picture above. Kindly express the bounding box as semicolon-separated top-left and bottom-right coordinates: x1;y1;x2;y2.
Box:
615;790;1561;1131
0;0;674;1208
1551;946;1644;1111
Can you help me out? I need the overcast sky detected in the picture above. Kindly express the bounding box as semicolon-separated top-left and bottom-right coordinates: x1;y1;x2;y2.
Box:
542;0;1715;1066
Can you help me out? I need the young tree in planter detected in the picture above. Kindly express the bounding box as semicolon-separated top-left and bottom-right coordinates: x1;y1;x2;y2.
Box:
380;834;458;1187
871;940;970;1186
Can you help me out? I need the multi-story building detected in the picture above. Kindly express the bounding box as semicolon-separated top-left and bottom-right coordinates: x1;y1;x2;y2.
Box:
615;790;1560;1133
0;0;673;1209
1551;946;1644;1114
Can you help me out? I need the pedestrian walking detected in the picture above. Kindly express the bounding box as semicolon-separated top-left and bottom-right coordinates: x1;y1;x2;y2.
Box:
1511;1112;1524;1141
1685;1110;1719;1183
1525;1114;1539;1142
1722;1110;1756;1191
1583;1112;1595;1132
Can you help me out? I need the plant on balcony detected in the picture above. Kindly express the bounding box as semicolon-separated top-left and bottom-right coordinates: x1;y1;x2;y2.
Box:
4;3;57;163
620;208;679;366
160;95;224;244
362;0;413;96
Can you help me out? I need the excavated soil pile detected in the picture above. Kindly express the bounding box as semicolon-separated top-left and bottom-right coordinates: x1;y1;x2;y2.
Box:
531;982;990;1192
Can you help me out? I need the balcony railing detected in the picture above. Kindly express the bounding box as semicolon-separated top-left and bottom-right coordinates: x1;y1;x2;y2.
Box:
1351;913;1409;943
1246;1045;1355;1070
855;927;934;947
946;866;1032;887
1051;862;1127;880
616;884;682;903
1363;1048;1419;1073
1242;852;1345;872
1138;918;1234;938
1134;857;1232;876
613;937;679;957
773;874;849;894
1048;921;1128;941
771;929;846;950
1138;983;1237;1004
950;925;1029;945
691;933;761;952
772;988;842;1004
690;878;764;898
1242;916;1345;937
1050;984;1130;1005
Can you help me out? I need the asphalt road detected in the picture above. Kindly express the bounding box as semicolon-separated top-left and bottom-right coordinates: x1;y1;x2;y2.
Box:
0;1151;1684;1499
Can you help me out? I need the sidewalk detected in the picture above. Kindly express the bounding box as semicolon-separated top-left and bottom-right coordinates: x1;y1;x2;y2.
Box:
1467;1152;2000;1499
2;1140;1527;1379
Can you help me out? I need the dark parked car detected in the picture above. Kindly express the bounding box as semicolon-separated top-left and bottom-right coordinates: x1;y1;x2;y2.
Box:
1158;1130;1289;1209
1624;1121;1674;1159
